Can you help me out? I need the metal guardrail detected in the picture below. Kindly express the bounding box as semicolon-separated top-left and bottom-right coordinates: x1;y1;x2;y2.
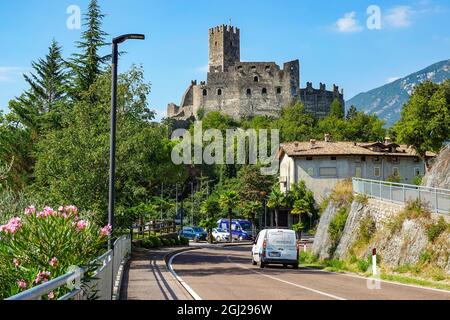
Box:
7;234;131;300
352;177;450;214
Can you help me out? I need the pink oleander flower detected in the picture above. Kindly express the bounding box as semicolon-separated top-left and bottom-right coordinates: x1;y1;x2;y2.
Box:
17;280;27;290
13;258;20;268
99;224;112;237
76;220;88;231
65;205;78;214
49;257;58;267
58;206;64;212
35;271;51;284
48;291;55;299
24;205;36;215
0;217;22;234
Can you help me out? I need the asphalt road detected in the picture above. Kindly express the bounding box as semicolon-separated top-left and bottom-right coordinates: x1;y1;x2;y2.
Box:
170;244;450;300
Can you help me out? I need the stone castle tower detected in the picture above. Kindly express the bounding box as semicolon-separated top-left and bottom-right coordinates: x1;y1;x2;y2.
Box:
167;24;344;123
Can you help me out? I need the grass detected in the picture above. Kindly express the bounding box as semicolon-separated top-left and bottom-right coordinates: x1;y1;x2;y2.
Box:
298;251;450;292
330;179;354;205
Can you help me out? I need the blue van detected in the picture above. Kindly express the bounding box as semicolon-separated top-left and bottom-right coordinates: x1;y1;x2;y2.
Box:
217;219;254;241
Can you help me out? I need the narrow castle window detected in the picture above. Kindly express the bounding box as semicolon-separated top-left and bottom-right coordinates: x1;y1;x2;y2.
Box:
262;88;267;95
202;89;207;96
217;89;222;96
276;87;282;94
246;89;251;96
254;76;259;82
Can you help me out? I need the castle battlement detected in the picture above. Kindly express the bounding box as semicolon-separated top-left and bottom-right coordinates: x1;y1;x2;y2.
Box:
209;24;240;35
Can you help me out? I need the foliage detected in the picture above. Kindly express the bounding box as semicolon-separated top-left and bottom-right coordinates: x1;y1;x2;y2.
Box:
69;0;108;94
30;66;186;226
329;179;354;205
273;102;316;142
328;207;349;255
412;175;423;186
299;251;319;265
427;217;449;243
393;80;450;165
0;205;109;299
329;99;345;119
354;193;369;205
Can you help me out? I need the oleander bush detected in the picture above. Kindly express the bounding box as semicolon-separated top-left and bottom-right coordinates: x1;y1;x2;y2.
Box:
0;205;110;300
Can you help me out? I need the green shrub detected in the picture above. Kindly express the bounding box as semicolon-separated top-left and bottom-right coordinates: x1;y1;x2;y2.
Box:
328;207;349;256
160;237;171;246
150;236;162;248
299;251;318;264
0;205;108;299
325;259;345;270
357;258;370;273
358;216;376;244
179;236;189;245
427;217;448;242
354;193;369;205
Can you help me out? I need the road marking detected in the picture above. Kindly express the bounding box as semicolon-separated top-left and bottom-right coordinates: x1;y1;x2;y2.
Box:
302;266;450;295
227;256;346;300
167;251;202;300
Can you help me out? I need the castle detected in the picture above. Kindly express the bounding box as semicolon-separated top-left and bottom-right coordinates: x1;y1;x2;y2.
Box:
167;25;344;123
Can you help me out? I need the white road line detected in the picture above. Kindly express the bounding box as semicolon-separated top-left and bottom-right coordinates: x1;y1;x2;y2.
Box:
302;266;450;295
227;256;346;300
167;251;202;300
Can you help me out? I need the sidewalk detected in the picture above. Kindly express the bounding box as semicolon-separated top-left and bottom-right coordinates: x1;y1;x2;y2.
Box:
120;247;193;300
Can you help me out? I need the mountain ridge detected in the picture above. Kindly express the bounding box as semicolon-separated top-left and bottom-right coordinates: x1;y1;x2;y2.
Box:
346;59;450;127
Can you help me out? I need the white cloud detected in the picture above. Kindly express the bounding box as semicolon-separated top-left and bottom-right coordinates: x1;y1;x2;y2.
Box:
387;77;401;83
385;6;413;28
335;12;363;33
0;67;24;82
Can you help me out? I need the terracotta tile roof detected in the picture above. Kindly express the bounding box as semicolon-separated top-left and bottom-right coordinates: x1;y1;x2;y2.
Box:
278;141;436;158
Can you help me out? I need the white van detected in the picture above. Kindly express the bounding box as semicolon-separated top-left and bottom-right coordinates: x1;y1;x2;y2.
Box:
251;229;299;269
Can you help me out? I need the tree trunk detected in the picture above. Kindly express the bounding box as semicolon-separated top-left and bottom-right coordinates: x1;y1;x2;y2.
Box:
229;208;233;243
275;209;279;228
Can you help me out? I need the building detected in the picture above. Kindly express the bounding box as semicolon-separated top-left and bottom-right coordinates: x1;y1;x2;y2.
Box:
277;135;436;203
167;25;344;124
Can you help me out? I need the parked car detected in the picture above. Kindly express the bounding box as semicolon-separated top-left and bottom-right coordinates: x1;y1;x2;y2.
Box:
212;228;230;242
251;229;299;269
217;219;254;241
180;226;207;242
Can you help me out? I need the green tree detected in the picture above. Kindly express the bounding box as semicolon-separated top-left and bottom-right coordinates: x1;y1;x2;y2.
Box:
267;185;288;228
393;80;450;168
219;190;238;242
274;102;316;142
289;181;317;234
31;66;186;226
69;0;108;95
346;105;358;120
330;98;345;119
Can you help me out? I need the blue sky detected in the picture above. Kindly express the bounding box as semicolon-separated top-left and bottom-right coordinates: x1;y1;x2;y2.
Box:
0;0;449;120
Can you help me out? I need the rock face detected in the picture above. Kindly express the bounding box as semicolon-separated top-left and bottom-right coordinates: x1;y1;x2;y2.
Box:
312;201;340;260
423;144;450;189
313;198;450;273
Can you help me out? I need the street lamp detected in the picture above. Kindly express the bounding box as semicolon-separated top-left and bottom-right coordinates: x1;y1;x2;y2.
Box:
108;34;145;249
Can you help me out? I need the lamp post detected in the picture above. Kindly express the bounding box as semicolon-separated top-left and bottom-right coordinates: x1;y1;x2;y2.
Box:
109;34;145;249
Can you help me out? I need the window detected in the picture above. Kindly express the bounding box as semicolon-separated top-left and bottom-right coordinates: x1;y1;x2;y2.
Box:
415;168;421;176
262;88;267;95
237;65;243;71
306;157;313;161
217;89;222;96
319;167;337;177
307;167;314;176
355;167;362;178
254;76;259;82
202;89;207;96
374;167;381;177
361;156;366;162
276;87;282;94
373;156;380;163
331;157;337;161
246;89;251;96
392;167;399;177
265;65;271;72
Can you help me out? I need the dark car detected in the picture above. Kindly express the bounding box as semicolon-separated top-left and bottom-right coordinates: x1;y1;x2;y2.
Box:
180;226;207;242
